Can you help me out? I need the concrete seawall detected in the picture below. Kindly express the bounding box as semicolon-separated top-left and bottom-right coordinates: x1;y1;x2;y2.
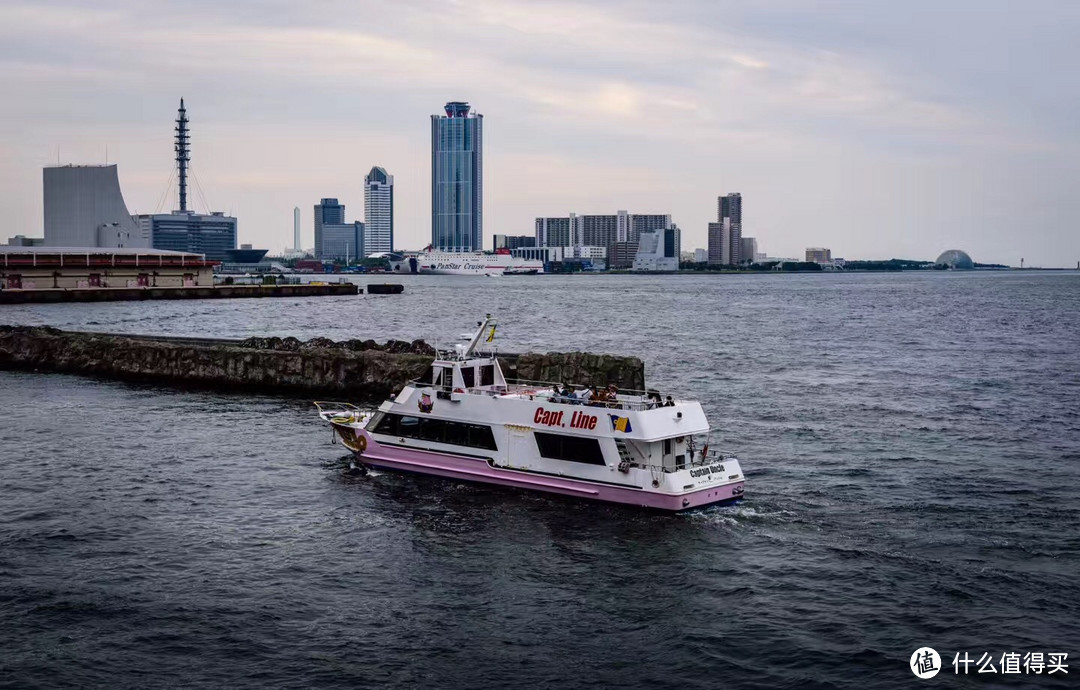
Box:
0;326;645;402
0;283;359;304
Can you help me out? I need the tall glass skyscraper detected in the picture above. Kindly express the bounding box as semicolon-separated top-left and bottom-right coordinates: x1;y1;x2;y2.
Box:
431;101;483;252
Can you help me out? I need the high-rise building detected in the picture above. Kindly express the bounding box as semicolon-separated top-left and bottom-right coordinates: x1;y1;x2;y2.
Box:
535;211;672;269
740;237;758;265
136;100;237;259
535;217;571;248
44;164;149;248
431;101;483;252
364;167;394;255
707;193;742;265
806;247;832;263
293;207;301;252
314;198;345;260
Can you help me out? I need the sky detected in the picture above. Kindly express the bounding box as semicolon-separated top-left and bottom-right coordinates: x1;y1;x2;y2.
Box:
1;0;1078;266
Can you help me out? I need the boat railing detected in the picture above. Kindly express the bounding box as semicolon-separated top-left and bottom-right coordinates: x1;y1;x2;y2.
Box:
501;379;668;411
627;450;739;473
404;377;678;411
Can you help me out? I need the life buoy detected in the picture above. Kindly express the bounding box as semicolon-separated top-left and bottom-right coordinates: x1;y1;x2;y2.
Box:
356;434;367;453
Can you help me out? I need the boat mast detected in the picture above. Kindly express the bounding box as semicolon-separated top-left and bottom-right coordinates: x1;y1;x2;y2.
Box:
461;314;496;359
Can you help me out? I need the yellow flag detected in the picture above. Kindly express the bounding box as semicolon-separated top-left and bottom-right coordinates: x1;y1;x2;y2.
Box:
486;325;496;342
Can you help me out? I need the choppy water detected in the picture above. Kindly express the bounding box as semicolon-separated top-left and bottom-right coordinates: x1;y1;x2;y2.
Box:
1;271;1079;688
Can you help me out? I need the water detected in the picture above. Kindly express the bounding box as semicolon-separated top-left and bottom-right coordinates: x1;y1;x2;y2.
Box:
1;271;1078;688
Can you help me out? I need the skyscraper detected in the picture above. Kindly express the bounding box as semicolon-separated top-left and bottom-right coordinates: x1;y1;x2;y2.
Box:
431;101;483;252
293;207;301;252
364;166;394;255
314;198;344;260
708;193;742;265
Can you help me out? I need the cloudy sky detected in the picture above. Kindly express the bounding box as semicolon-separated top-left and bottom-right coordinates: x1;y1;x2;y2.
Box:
1;0;1077;265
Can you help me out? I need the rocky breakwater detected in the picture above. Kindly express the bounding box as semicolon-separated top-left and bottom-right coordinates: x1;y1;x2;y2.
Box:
0;326;645;401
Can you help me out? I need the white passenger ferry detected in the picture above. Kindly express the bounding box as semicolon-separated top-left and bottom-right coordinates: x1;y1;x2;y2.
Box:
316;316;745;511
387;248;544;276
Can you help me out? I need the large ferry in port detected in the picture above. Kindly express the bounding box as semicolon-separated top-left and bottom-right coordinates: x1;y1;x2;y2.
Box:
316;316;746;511
386;247;544;276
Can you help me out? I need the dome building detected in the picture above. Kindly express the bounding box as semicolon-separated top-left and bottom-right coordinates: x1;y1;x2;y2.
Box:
935;249;975;269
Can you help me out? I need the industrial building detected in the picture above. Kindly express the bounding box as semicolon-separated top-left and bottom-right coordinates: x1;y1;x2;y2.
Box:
632;227;682;271
1;246;216;290
43;164;150;248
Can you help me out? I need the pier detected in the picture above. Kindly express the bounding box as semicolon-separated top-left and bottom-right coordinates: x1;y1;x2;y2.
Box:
0;326;644;402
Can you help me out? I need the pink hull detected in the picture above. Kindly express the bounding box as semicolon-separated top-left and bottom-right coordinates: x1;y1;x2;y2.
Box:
352;432;744;512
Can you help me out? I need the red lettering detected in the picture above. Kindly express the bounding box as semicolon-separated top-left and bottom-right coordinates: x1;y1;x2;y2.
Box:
587;416;597;430
534;408;545;424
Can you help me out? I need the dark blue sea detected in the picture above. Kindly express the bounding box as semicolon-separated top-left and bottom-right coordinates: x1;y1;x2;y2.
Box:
1;271;1078;688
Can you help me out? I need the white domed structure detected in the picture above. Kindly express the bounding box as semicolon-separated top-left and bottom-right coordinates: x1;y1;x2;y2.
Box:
935;249;974;269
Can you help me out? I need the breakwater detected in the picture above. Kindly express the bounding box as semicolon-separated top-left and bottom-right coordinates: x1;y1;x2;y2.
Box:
0;326;645;401
0;283;359;304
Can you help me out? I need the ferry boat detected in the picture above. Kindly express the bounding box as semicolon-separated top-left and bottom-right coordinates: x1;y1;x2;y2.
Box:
316;316;745;511
387;248;544;276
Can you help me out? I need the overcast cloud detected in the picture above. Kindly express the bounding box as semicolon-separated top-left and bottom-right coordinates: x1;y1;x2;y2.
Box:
1;0;1077;265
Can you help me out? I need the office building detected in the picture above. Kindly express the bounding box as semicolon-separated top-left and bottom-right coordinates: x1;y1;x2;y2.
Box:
364;167;394;255
493;234;537;250
293;207;301;252
43;164;149;248
139;211;237;261
139;100;237;260
707;193;742;265
694;248;708;263
314;198;345;260
432;101;483;251
806;247;832;264
740;237;758;265
321;222;365;262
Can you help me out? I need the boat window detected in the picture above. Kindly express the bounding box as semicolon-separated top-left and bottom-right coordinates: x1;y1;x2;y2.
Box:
663;438;672;454
367;411;386;431
371;412;396;435
466;424;498;451
534;432;606;466
416;365;435;385
369;413;497;451
399;416;421;435
443;420;469;446
419;418;448;442
479;364;495;387
461;367;475;388
675;454;686;470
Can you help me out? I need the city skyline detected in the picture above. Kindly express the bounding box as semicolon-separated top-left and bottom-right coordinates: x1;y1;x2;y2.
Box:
1;2;1078;266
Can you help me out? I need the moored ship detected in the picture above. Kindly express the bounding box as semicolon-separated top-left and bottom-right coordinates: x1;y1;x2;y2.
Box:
317;316;745;511
387;248;544;276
